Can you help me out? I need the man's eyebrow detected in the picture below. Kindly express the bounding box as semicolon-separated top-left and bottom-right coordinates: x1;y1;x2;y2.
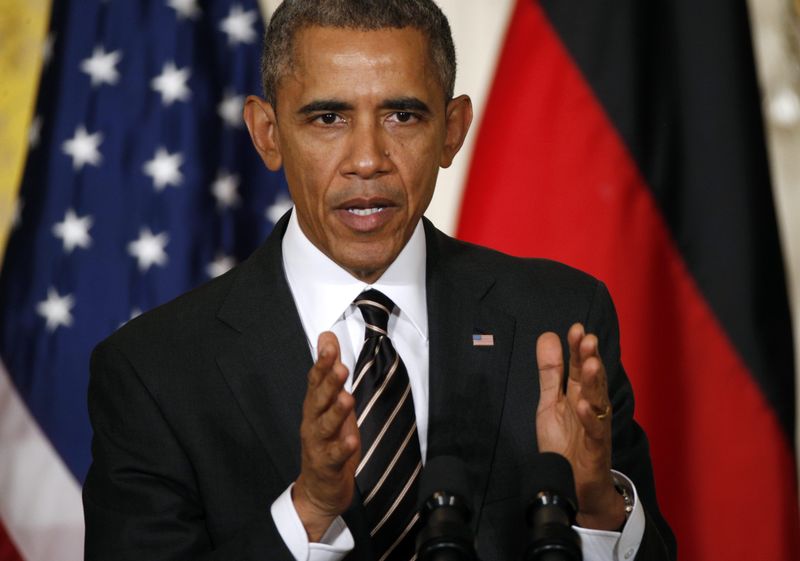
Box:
297;100;353;114
379;97;431;114
296;97;432;115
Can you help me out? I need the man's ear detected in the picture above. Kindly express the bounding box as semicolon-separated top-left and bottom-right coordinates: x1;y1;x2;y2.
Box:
440;94;474;168
243;95;283;171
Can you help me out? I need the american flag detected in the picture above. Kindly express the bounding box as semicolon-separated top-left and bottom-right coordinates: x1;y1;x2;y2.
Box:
0;1;289;559
471;333;494;347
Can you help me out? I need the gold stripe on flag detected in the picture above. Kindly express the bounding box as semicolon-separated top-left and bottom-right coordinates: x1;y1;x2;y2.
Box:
0;0;51;261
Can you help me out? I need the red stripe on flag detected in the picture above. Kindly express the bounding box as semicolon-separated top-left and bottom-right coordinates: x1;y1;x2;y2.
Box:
457;1;800;559
0;520;23;561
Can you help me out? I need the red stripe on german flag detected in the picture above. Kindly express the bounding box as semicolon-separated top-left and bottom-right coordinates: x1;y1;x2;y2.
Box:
457;0;800;558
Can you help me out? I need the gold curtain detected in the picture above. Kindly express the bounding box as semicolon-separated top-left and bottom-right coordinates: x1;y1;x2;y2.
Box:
0;0;50;261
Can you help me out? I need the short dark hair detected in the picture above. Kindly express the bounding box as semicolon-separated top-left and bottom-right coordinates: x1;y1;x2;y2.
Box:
261;0;457;106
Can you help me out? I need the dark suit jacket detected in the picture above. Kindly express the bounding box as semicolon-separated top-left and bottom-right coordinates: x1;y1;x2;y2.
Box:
83;213;676;560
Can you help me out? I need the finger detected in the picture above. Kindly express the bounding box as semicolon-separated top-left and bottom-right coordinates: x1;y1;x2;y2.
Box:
308;331;341;389
576;397;610;442
579;332;601;362
576;346;610;440
316;406;360;470
317;389;356;440
567;323;585;383
314;357;348;403
327;429;360;468
309;361;349;417
306;333;346;418
577;334;608;400
536;332;565;411
580;355;608;404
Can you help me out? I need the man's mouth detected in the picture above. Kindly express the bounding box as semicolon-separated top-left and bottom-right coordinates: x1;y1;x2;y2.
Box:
335;199;395;233
347;207;385;217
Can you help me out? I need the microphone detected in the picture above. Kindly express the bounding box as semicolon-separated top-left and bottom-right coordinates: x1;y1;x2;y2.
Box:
416;455;479;561
524;453;582;561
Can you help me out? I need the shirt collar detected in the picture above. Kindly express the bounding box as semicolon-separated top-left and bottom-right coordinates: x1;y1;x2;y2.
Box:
282;208;428;343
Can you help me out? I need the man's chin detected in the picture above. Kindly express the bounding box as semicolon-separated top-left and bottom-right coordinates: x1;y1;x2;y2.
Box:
334;246;399;283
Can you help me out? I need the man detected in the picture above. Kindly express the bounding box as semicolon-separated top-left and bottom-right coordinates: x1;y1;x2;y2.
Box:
83;1;675;560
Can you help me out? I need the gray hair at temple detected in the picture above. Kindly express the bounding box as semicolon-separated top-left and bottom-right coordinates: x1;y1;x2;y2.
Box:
260;0;457;106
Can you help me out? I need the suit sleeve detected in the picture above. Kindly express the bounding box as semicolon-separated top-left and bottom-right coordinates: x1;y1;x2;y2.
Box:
83;340;297;561
585;281;677;561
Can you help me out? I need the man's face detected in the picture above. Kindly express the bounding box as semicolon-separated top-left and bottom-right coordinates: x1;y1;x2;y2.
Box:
245;26;472;282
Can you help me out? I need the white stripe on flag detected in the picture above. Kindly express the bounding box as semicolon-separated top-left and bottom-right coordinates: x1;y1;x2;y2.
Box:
0;359;84;561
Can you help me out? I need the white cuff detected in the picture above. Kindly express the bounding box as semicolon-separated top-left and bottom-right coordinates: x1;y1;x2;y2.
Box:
572;470;644;561
270;484;355;561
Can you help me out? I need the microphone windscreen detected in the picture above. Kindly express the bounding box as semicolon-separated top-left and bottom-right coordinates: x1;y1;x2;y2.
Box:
418;455;471;510
528;452;578;506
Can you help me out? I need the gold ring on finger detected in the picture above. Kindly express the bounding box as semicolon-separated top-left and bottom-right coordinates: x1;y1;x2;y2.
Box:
595;404;611;420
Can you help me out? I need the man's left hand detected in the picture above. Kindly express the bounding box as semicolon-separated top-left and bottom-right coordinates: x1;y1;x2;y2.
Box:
535;322;626;531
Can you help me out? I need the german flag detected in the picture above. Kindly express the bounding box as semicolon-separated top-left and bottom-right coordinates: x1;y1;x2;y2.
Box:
457;1;799;559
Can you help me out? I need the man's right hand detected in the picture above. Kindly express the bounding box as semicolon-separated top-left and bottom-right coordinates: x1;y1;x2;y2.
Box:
293;331;361;542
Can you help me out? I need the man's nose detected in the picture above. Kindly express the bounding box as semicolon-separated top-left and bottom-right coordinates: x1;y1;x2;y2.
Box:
341;120;391;179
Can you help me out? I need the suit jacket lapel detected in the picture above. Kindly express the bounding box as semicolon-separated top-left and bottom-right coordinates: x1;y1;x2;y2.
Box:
214;212;373;559
424;220;516;529
215;213;310;486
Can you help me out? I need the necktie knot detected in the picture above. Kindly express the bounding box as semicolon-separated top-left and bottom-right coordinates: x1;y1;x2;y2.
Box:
354;289;395;337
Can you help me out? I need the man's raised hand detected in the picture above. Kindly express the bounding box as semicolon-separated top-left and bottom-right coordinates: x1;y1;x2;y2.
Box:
536;323;626;531
293;331;361;541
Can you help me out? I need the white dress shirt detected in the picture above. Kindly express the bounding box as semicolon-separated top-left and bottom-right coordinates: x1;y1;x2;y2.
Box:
271;209;644;561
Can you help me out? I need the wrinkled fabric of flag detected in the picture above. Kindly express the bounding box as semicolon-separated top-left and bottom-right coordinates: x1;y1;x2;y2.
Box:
0;0;288;535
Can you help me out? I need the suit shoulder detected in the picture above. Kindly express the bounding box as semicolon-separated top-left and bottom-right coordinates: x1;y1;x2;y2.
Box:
99;262;239;355
431;227;601;294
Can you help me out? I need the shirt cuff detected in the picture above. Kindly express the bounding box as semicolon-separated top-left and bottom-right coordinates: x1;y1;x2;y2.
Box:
270;484;355;561
572;470;644;561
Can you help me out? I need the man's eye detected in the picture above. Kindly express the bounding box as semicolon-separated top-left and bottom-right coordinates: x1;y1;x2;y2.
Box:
392;112;416;123
316;113;341;125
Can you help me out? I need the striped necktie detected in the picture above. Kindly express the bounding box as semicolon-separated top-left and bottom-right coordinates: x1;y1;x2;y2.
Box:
352;289;422;561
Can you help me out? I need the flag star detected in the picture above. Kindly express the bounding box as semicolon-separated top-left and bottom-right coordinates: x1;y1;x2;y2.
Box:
211;171;241;209
62;125;103;170
219;5;258;46
143;147;184;191
168;0;201;20
52;208;93;253
265;194;293;224
218;91;244;128
151;61;191;105
28;115;42;149
36;288;75;332
207;254;236;278
127;228;169;272
80;46;122;87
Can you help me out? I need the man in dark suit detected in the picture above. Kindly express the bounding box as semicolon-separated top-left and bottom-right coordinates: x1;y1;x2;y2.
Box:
83;1;675;560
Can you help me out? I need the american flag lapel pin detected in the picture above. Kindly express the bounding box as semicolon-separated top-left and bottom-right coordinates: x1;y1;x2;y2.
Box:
472;333;494;347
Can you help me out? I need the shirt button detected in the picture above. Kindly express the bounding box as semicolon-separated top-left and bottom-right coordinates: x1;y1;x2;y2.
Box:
624;549;635;559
